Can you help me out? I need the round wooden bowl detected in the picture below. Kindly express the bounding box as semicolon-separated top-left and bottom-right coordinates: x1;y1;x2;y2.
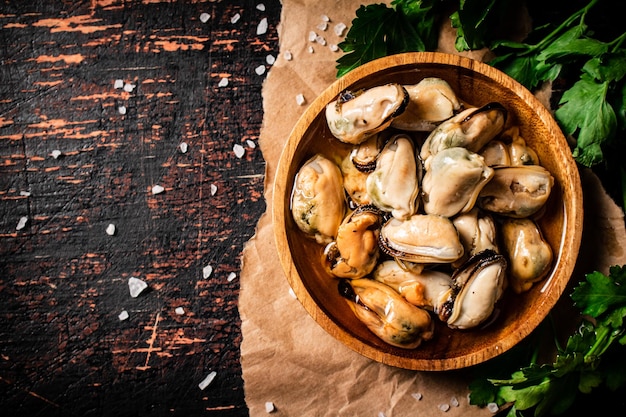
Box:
272;52;583;371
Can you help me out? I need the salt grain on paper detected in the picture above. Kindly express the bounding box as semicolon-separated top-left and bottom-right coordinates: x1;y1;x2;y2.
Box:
283;50;292;61
198;371;217;390
315;35;326;46
151;184;165;194
329;44;339;52
203;264;213;279
231;13;241;24
307;45;314;53
51;150;62;159
179;142;188;153
378;412;386;417
255;65;266;75
128;276;148;298
227;272;237;282
450;396;459;407
411;392;423;401
16;216;28;231
321;14;330;22
256;17;268;35
334;22;347;37
106;223;116;236
295;93;305;106
118;310;129;321
175;306;185;315
200;12;210;23
114;79;124;89
210;184;218;195
218;77;229;87
487;403;499;413
308;31;317;42
233;143;245;158
317;22;328;31
438;403;450;412
265;402;276;413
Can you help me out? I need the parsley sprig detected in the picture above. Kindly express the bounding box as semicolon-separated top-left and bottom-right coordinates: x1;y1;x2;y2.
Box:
469;266;626;416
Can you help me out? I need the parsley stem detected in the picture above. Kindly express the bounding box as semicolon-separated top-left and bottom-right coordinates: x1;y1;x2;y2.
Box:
609;31;626;53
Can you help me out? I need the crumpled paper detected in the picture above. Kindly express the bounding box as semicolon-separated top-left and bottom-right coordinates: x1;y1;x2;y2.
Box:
239;1;626;415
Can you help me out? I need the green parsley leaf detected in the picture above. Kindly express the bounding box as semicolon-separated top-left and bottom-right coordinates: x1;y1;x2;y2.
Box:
571;267;626;317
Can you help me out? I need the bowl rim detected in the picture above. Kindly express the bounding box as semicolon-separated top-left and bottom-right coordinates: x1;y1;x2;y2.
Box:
272;51;583;371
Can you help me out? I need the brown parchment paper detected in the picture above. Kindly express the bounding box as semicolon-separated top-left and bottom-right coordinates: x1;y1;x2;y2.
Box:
239;1;626;415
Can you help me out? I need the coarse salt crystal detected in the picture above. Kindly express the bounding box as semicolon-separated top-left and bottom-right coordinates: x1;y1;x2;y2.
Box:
308;31;317;42
295;93;305;105
378;412;386;417
317;22;328;31
227;272;237;282
128;277;148;298
203;264;213;279
123;83;135;92
179;142;188;153
487;403;499;413
200;12;210;23
51;150;62;159
175;306;185;315
233;143;245;158
118;310;129;321
20;190;30;197
329;44;339;52
266;54;275;65
450;396;459;407
106;223;116;236
256;17;268;35
231;13;240;24
283;50;292;61
16;216;28;230
265;402;275;413
198;371;217;390
315;35;326;46
438;403;450;412
114;79;124;89
334;22;347;37
210;184;217;195
321;14;330;22
307;45;314;53
255;65;266;75
246;139;256;148
256;3;265;11
218;77;229;87
151;184;165;194
411;392;423;401
118;105;127;115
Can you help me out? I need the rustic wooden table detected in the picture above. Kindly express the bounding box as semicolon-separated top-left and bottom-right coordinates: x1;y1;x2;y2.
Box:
0;1;279;416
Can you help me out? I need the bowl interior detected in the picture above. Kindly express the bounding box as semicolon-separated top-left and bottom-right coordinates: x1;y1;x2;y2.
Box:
273;52;583;371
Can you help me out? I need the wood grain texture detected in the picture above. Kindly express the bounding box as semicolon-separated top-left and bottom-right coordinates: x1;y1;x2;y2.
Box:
0;1;279;415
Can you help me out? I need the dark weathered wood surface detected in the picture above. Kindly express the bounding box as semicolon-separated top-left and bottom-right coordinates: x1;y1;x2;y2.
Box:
0;1;279;415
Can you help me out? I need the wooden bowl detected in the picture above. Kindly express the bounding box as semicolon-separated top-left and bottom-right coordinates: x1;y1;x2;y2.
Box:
272;52;583;371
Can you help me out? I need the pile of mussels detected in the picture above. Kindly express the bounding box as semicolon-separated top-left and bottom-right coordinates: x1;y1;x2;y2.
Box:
290;78;555;349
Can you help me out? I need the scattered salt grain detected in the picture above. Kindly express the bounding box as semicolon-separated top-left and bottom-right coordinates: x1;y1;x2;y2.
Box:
118;105;127;115
487;402;499;413
288;287;297;299
246;139;256;148
315;35;326;46
123;83;135;92
308;31;317;42
283;50;293;61
295;93;305;105
231;13;241;24
16;216;28;230
227;272;237;282
450;396;459;407
256;3;266;11
114;79;124;89
255;65;266;75
329;44;339;52
266;54;275;65
233;143;246;158
200;12;210;23
198;371;217;390
128;277;148;298
175;306;185;315
210;184;217;195
334;22;347;37
151;184;165;194
321;14;330;22
51;149;62;159
317;22;328;31
378;412;386;417
19;190;30;197
265;402;276;413
411;392;423;401
256;17;268;35
203;264;213;279
218;77;229;87
179;142;188;153
118;310;129;321
307;45;314;53
106;223;116;236
438;403;450;412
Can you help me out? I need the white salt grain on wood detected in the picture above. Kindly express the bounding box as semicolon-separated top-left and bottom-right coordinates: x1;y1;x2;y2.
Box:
264;402;276;413
151;184;165;194
246;139;256;148
123;83;135;92
175;307;185;315
118;310;129;321
16;216;28;230
19;191;30;197
51;149;62;159
265;54;275;65
118;105;126;115
200;12;210;23
227;272;236;282
128;277;148;298
203;264;213;279
106;223;116;236
218;77;229;87
210;184;217;195
198;371;217;390
231;13;240;24
295;93;305;105
179;142;188;153
233;143;245;158
256;3;265;11
255;65;266;75
114;79;124;89
256;17;268;35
